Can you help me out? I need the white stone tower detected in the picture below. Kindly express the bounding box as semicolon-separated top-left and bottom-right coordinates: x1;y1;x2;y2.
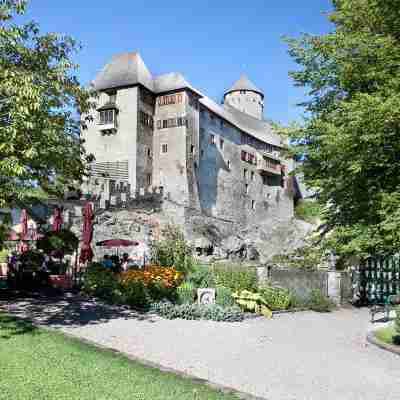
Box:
223;75;264;120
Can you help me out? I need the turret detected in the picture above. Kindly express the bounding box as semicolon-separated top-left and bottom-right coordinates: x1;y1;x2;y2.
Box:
223;75;264;120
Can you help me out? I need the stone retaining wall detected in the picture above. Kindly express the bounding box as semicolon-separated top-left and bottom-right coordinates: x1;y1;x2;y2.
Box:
257;266;352;304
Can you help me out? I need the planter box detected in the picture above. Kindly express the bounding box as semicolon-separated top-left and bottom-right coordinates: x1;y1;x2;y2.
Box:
48;275;72;290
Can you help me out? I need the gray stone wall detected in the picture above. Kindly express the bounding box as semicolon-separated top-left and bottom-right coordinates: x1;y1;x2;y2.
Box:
81;87;139;194
257;267;352;304
197;108;294;228
136;87;155;194
153;91;189;207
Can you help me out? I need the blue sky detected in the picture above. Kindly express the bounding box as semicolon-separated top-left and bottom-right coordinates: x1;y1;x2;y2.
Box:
20;0;333;124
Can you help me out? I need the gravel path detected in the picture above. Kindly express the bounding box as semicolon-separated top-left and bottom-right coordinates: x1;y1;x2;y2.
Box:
1;293;399;400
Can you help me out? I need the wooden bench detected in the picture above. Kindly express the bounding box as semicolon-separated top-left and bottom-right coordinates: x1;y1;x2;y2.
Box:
370;294;400;323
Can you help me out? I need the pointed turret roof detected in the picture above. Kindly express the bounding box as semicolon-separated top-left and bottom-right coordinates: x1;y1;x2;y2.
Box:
92;52;154;91
225;75;264;98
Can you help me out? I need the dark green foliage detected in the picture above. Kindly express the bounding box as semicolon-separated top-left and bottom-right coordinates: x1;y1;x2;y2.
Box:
151;302;244;322
0;2;95;211
121;281;150;309
259;286;291;311
211;263;258;292
307;289;335;313
186;264;215;288
151;225;195;274
295;200;322;225
81;263;120;302
286;0;400;257
177;282;195;304
19;249;44;270
215;285;235;308
37;229;79;257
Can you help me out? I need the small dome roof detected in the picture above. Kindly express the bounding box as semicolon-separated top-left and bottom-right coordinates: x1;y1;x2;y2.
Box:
224;75;264;98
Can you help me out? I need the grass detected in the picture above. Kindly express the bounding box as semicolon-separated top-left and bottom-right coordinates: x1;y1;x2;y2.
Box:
0;313;239;400
374;325;400;346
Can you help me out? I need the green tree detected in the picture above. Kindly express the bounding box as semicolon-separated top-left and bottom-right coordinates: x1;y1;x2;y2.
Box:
0;0;94;210
287;0;400;258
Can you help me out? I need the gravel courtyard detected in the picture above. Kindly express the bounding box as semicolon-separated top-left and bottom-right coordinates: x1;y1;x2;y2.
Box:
1;293;399;400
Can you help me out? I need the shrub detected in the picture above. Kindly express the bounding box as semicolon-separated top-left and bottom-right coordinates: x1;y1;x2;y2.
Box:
151;225;195;275
307;289;335;312
120;266;183;288
121;280;150;309
259;286;291;311
82;263;119;301
37;229;79;258
186;264;215;288
151;302;244;322
119;266;183;304
177;282;195;304
211;263;257;292
232;290;272;319
288;293;309;309
216;285;235;308
295;199;322;224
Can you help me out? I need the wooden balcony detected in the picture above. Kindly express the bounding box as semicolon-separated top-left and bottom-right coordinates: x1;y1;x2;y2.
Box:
256;154;281;176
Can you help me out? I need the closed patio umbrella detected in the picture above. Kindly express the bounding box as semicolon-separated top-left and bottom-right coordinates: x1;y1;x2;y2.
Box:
18;209;28;254
79;203;94;264
52;207;63;232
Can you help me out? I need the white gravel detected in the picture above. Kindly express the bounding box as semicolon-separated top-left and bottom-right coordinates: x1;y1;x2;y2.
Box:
2;295;399;400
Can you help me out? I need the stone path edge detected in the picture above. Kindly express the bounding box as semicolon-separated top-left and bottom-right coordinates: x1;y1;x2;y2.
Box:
2;312;268;400
366;331;400;356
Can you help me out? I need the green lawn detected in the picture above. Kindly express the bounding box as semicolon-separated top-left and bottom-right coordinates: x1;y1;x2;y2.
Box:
374;325;399;346
0;314;238;400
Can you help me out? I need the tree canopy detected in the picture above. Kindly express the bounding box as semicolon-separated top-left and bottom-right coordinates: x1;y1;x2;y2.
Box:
0;0;94;210
287;0;400;258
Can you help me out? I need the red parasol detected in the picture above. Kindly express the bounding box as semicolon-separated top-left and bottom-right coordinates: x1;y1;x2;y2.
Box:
20;209;28;241
52;207;63;232
96;239;139;248
79;203;94;264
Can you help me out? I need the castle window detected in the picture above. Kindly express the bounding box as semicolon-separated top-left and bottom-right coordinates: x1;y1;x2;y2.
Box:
167;118;177;128
220;138;224;150
243;168;248;180
157;120;162;129
147;147;151;158
139;110;153;128
99;109;115;125
251;200;256;210
177;93;183;103
241;150;247;161
245;183;249;194
201;149;204;158
210;134;215;144
161;144;168;154
177;117;187;127
240;90;246;94
251;171;255;181
190;145;195;155
147;174;152;186
227;160;231;170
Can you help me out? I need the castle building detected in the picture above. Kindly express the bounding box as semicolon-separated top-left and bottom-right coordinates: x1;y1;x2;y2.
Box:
81;52;294;232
